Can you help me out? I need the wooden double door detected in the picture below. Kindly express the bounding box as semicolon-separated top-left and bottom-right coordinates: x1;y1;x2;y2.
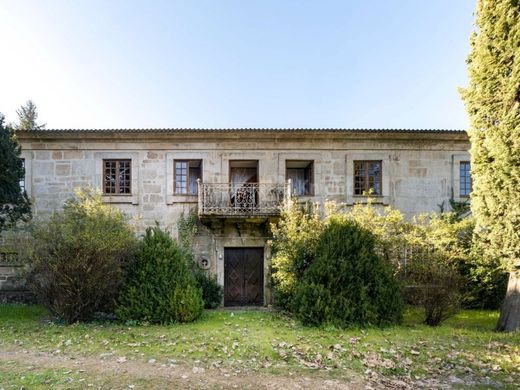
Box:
224;248;264;306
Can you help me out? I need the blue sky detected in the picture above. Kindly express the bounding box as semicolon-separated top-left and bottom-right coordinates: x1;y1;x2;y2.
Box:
0;1;475;129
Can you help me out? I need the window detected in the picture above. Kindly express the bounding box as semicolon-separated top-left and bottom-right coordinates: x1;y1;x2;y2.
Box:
19;158;25;193
103;159;131;194
286;160;314;196
354;160;382;196
460;161;472;197
175;160;202;195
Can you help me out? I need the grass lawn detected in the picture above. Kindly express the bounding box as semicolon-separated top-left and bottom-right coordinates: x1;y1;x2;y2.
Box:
0;305;519;389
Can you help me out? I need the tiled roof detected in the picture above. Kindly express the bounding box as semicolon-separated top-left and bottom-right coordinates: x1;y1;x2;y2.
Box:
17;128;466;134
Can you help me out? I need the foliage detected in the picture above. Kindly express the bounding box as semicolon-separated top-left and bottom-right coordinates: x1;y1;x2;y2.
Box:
425;213;506;310
293;218;403;327
406;250;463;326
177;207;223;309
346;201;411;273
448;198;471;218
405;213;504;314
460;0;520;330
271;199;506;318
461;0;520;273
25;187;136;323
177;208;200;249
463;254;508;310
269;200;323;309
0;114;31;233
194;270;223;309
14;100;45;131
116;225;203;324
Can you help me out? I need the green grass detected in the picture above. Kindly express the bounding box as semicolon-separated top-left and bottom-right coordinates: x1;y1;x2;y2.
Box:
0;304;519;388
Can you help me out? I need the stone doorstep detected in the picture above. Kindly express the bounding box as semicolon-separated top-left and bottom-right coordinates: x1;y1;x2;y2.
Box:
219;306;272;312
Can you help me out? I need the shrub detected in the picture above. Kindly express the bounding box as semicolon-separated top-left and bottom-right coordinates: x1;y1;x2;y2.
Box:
25;188;136;323
270;201;323;310
194;270;223;309
271;199;506;322
347;201;412;272
406;250;462;326
462;254;507;309
293;218;403;327
411;213;507;310
116;225;203;324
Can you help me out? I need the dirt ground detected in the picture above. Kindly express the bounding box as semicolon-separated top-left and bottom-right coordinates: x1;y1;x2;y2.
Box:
0;347;413;389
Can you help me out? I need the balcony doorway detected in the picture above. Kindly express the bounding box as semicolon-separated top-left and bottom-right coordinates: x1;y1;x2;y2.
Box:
229;160;258;185
229;160;259;211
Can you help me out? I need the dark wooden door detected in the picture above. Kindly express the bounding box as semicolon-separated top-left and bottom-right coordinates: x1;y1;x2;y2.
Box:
224;248;264;306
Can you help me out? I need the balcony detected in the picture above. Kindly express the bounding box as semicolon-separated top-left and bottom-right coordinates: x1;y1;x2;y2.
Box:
198;181;290;218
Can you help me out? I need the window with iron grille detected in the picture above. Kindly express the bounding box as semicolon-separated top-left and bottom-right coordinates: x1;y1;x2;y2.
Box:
175;160;202;195
103;159;131;194
19;158;25;193
353;160;382;196
460;161;472;197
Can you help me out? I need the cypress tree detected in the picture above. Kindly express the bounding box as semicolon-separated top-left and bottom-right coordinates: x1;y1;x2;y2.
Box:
461;0;520;331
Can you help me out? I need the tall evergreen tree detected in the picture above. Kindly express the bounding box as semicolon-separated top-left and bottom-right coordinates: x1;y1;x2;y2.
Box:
461;0;520;331
0;114;31;233
14;100;45;131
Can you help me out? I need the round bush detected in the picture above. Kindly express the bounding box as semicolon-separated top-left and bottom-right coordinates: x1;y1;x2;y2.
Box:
293;217;403;327
116;225;203;324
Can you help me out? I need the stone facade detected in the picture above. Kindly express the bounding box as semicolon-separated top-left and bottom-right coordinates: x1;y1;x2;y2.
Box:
7;129;470;306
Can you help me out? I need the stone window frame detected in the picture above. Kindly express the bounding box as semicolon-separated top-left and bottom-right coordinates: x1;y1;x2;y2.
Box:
451;153;472;201
19;158;26;193
345;153;390;205
220;152;266;184
285;160;315;196
94;152;139;204
459;161;472;198
166;152;209;204
277;152;322;201
174;159;203;195
103;159;132;195
353;160;383;197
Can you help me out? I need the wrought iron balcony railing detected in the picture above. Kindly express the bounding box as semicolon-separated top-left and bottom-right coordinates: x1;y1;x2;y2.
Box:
198;181;290;217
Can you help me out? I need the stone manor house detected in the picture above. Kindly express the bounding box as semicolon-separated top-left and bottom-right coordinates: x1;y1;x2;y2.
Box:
4;128;471;306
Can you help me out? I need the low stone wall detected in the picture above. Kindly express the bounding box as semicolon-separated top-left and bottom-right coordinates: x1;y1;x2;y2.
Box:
0;251;34;303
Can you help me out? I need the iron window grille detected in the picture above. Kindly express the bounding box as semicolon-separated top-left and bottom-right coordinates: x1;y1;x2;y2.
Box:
103;159;131;194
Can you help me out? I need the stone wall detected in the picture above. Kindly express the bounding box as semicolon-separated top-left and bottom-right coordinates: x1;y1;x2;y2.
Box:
18;132;470;226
